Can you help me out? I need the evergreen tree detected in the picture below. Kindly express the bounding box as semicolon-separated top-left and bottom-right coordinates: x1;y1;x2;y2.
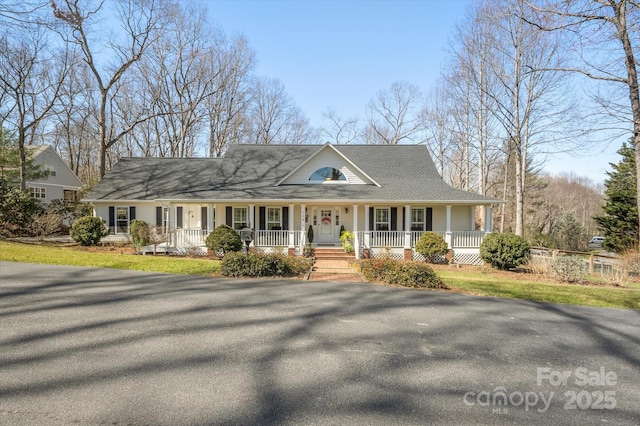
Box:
594;142;638;253
0;129;44;185
554;213;586;251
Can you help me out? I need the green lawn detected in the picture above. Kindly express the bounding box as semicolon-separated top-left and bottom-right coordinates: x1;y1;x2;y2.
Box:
1;240;638;310
0;240;218;276
437;269;640;310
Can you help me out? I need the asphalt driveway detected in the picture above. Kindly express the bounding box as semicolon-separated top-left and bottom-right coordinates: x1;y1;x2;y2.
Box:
1;261;639;425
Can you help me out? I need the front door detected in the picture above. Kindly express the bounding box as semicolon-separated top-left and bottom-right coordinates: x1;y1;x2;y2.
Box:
318;209;334;243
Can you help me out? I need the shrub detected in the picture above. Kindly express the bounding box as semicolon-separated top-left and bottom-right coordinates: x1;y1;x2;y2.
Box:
70;215;109;246
480;233;530;270
307;225;314;243
129;219;150;249
205;224;242;255
358;258;397;282
29;211;63;240
220;252;312;277
358;258;447;289
550;255;587;283
0;179;44;237
415;232;449;263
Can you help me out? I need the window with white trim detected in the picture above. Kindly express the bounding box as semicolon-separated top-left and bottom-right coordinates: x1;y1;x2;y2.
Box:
234;207;248;230
267;208;281;230
375;208;389;231
30;187;46;199
116;207;129;233
309;167;347;182
411;208;424;231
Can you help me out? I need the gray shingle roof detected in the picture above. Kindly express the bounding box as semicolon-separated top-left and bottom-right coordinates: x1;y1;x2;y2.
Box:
84;144;501;204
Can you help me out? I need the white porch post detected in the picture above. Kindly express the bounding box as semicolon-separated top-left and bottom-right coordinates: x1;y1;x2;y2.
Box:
485;206;493;233
208;204;214;231
288;203;295;248
364;204;370;249
167;203;173;246
248;204;255;229
470;206;476;231
445;204;452;248
353;204;359;259
404;204;411;249
300;204;306;246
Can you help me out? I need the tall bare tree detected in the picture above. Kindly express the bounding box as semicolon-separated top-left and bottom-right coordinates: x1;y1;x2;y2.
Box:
245;77;316;145
470;0;577;235
0;26;71;190
206;35;255;157
52;0;168;177
320;108;359;145
524;0;640;239
364;81;425;145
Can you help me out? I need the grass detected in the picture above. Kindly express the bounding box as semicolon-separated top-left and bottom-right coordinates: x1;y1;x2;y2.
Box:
0;240;218;276
2;240;639;310
437;269;640;310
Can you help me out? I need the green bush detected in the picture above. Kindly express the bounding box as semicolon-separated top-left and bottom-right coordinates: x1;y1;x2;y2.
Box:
480;232;530;270
129;219;150;249
307;225;314;243
358;258;447;289
0;179;44;237
70;215;109;246
220;252;312;277
550;255;587;283
358;258;397;282
205;224;242;255
415;232;449;263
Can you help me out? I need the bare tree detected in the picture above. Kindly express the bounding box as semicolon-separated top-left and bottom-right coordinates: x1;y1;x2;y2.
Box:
0;26;71;190
523;0;640;240
206;35;255;157
52;0;168;177
245;77;315;145
320;108;359;144
364;81;426;145
470;0;577;236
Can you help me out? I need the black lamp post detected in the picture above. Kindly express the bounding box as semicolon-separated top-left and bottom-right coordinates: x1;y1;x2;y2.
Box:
239;227;254;254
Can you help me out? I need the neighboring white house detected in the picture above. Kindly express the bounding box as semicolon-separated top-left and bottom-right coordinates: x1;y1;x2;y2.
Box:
84;143;502;264
26;145;83;203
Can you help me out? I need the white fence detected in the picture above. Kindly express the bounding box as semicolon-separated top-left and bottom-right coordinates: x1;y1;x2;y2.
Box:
254;230;301;247
172;229;485;250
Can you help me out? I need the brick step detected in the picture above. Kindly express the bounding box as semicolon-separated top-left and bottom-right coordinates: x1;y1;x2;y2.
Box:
307;272;364;282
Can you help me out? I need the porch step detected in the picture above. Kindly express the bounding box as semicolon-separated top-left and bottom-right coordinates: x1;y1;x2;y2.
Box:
307;248;363;282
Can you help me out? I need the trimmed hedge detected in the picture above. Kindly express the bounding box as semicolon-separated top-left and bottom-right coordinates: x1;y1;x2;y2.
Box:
480;232;530;270
70;216;109;246
205;225;242;255
415;232;449;263
358;259;447;289
129;219;150;249
220;252;313;278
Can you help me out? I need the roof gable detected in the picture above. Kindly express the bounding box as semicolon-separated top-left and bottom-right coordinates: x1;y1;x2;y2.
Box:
27;145;83;188
276;143;380;187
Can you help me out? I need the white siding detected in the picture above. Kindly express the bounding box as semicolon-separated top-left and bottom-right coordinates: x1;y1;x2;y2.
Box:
283;148;371;185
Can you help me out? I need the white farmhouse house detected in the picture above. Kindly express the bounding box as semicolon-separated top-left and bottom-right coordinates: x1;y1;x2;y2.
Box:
84;143;501;264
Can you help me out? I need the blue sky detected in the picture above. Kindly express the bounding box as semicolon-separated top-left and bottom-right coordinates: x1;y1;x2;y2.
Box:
204;0;620;184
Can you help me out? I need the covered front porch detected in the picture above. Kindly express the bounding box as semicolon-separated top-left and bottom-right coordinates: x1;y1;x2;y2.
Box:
164;202;494;265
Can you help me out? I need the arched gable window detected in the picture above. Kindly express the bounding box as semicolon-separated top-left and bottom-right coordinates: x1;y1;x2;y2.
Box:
309;167;347;182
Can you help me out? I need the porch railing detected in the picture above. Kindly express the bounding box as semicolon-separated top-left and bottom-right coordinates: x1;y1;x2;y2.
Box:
170;229;486;250
451;231;485;248
254;230;299;247
359;230;485;249
175;228;209;246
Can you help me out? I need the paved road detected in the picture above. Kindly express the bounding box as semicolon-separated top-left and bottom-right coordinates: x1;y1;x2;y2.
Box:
1;261;639;425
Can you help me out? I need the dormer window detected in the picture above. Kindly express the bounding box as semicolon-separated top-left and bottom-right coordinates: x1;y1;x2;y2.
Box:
309;167;347;182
